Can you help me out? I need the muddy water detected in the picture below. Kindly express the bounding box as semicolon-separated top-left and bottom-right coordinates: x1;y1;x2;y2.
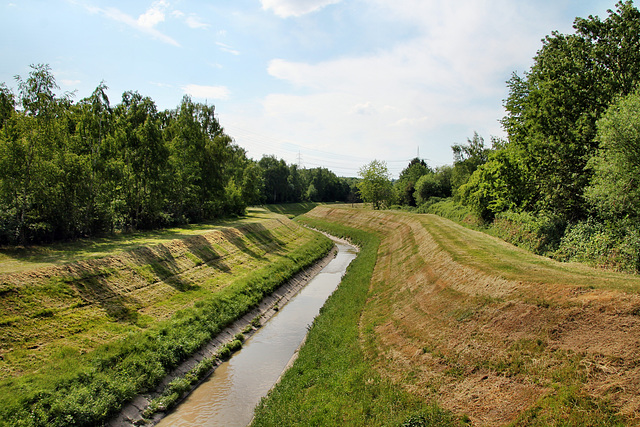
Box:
156;241;357;427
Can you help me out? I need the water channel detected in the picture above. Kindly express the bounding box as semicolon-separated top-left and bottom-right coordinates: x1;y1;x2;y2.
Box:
156;241;358;427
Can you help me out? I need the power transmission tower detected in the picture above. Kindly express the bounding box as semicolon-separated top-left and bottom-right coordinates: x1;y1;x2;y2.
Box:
296;151;303;169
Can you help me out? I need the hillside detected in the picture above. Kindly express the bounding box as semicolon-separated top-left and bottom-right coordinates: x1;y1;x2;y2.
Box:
258;205;640;426
0;209;333;426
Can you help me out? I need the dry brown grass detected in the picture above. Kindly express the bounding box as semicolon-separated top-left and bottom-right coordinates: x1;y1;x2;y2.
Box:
306;206;640;426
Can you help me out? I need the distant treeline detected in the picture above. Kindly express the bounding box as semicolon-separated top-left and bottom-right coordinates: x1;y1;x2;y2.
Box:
0;67;357;245
390;1;640;273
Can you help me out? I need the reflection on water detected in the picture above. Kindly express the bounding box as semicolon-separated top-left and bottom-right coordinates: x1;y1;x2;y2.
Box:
157;242;357;427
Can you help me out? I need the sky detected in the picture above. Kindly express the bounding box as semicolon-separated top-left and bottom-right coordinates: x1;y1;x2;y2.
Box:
0;0;619;177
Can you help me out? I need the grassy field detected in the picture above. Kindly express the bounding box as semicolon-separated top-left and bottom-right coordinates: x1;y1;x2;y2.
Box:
0;208;333;426
254;205;640;426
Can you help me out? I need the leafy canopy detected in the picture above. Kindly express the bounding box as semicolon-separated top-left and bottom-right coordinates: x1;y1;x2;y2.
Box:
357;160;393;210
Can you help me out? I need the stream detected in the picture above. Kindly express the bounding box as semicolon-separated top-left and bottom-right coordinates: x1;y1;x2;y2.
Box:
156;241;358;427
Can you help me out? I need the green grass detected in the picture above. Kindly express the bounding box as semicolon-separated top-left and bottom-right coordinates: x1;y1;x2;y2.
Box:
419;213;640;293
0;207;277;275
251;216;462;427
0;229;333;427
261;202;334;218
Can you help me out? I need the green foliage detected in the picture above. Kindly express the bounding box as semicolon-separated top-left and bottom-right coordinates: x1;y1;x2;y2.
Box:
357;159;393;209
395;158;431;206
554;219;640;272
586;87;640;220
491;210;566;255
257;156;351;204
420;198;479;225
458;149;530;222
444;2;640;272
451;132;490;197
0;67;256;244
501;1;640;220
414;167;452;204
0;65;362;245
259;155;290;204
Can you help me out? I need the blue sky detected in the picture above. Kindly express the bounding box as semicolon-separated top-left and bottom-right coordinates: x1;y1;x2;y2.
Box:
1;0;618;177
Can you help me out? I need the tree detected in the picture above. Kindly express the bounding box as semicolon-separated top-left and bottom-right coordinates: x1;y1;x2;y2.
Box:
451;132;490;197
501;1;640;220
0;83;14;130
586;88;640;219
240;161;264;205
2;64;69;243
258;155;290;204
357;160;393;209
395;158;431;206
458;149;529;221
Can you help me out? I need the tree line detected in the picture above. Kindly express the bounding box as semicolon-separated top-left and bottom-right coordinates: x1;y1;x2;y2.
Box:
0;66;356;245
360;1;640;272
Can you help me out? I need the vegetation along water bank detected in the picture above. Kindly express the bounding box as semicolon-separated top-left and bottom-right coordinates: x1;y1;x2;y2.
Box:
253;205;640;426
0;208;333;427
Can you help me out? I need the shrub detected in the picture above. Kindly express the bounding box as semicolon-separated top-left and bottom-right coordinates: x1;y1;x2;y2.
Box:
554;219;640;273
419;198;480;226
491;211;566;255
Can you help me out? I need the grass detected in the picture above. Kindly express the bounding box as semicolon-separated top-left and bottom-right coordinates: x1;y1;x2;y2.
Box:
251;216;463;427
0;213;333;427
0;207;277;275
261;202;329;218
259;205;640;426
143;333;247;419
419;213;640;293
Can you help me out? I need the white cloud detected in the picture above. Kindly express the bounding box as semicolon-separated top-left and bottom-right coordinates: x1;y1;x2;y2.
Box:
182;84;230;100
150;81;174;88
350;102;376;115
185;15;209;29
216;42;240;55
137;1;167;29
74;1;180;47
260;0;342;18
172;9;209;29
240;0;568;171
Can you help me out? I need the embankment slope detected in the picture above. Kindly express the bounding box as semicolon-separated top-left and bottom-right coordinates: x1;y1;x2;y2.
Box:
305;206;640;426
0;214;332;426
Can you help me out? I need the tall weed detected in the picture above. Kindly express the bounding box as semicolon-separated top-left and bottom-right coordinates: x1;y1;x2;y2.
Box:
418;198;481;226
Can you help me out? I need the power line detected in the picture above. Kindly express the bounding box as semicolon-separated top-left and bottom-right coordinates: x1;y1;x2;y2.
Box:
224;122;438;177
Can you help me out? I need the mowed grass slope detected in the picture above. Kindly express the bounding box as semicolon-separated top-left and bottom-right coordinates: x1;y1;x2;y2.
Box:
0;209;333;426
257;205;640;426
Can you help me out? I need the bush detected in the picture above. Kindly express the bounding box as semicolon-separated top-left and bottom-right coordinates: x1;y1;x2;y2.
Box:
491;211;566;255
554;219;640;273
419;198;480;226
